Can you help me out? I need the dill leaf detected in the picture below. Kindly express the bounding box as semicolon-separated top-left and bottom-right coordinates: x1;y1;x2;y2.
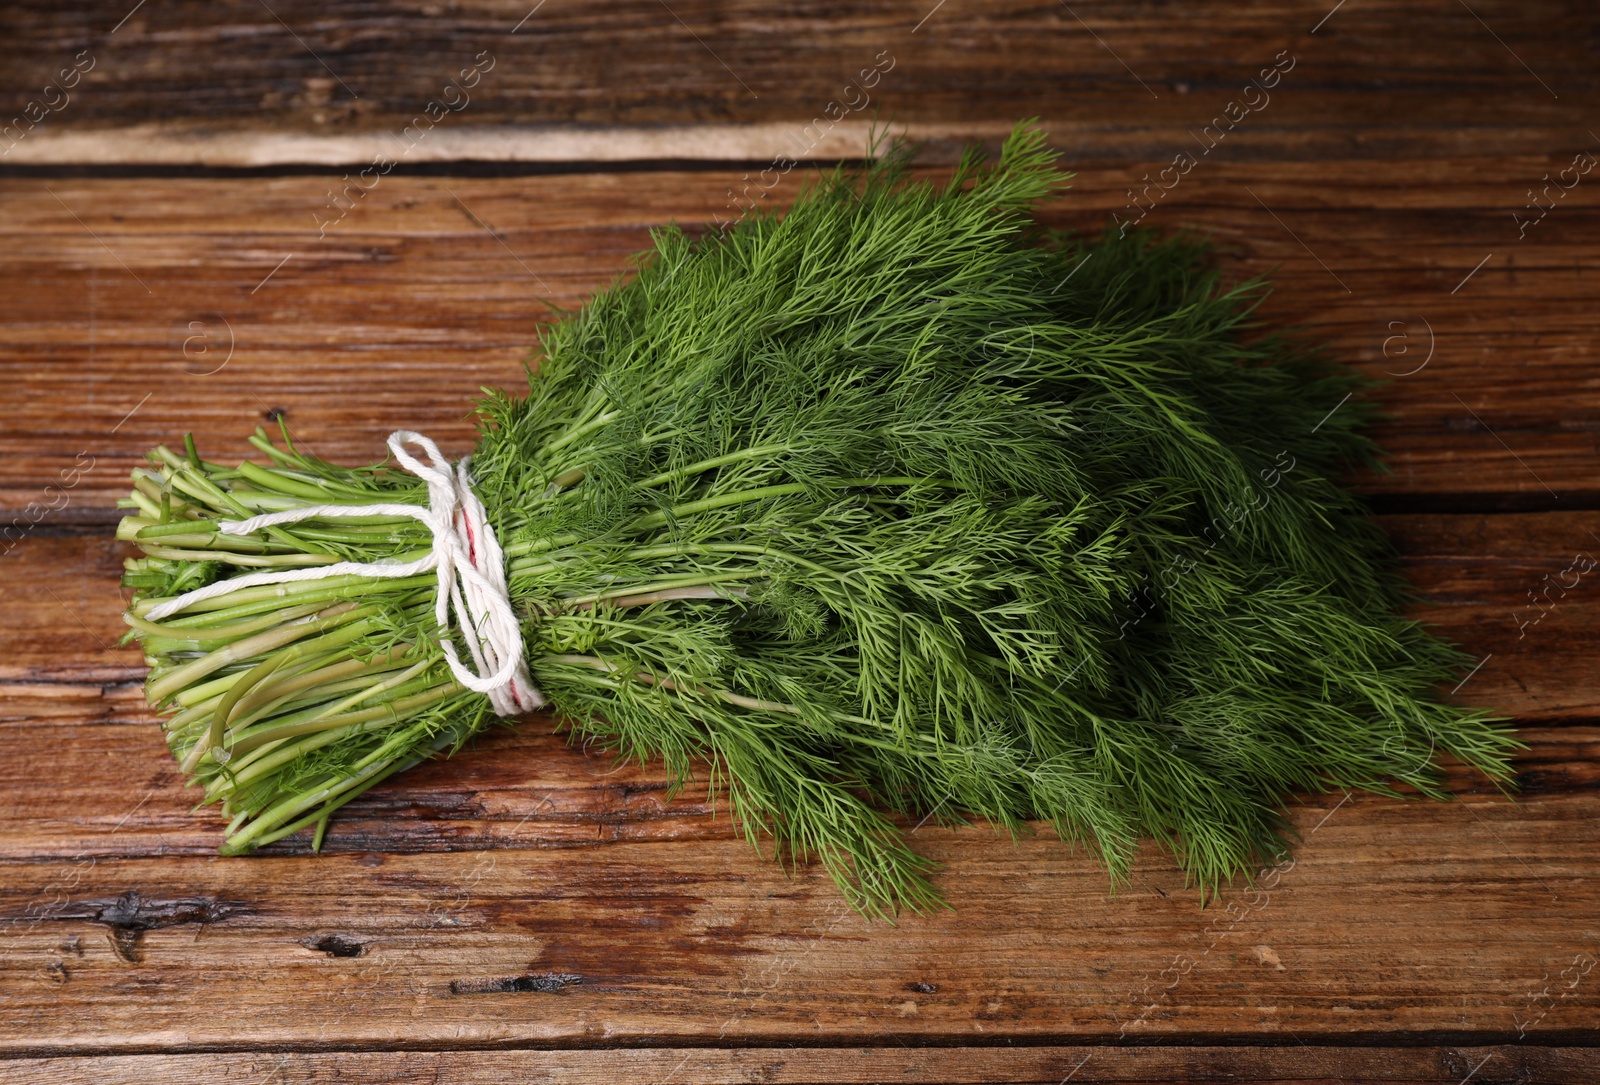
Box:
118;121;1516;917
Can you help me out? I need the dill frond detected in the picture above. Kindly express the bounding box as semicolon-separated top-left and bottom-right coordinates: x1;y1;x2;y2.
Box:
118;121;1517;916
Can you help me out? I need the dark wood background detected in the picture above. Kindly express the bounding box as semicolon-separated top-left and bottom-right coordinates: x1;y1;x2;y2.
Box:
2;2;1598;1082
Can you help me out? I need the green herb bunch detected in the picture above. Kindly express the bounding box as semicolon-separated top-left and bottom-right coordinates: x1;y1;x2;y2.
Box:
118;121;1516;916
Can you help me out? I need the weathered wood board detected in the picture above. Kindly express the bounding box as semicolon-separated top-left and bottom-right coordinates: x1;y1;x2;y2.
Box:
1;0;1594;164
2;519;1597;1059
2;161;1598;516
3;1046;1600;1085
2;1;1597;1081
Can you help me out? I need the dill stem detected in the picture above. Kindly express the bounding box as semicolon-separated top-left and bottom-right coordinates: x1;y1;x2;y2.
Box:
223;672;450;757
507;480;954;561
123;601;326;645
562;569;767;609
606;584;747;608
220;751;406;852
210;654;406;740
508;539;722;574
234;461;354;502
167;651;409;741
626;483;814;531
160;460;322;554
130;471;198;514
131;574;434;620
222;729;459;854
218;695;449;805
625;478;953;535
543;407;620;456
185;659;282;771
145;603;376;706
632;444;792;490
220;701;458;851
138;546;343;568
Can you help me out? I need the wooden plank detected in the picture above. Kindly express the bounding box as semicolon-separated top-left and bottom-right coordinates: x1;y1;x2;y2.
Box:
1;505;1591;861
7;507;1600;717
0;789;1595;1052
1;521;1597;1052
2;1045;1598;1084
0;158;1597;514
9;493;1600;856
0;716;734;857
0;1;1591;165
0;705;1593;858
2;0;1593;1075
0;535;138;683
1386;511;1600;722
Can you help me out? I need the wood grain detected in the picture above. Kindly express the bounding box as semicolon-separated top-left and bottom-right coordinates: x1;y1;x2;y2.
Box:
0;792;1596;1053
3;1;1598;1076
6;506;1600;863
7;508;1600;713
1;158;1597;515
1;515;1597;1054
0;0;1594;165
2;1046;1599;1084
1;703;1595;858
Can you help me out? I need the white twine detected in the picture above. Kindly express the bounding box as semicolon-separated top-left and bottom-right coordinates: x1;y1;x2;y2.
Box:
143;431;542;716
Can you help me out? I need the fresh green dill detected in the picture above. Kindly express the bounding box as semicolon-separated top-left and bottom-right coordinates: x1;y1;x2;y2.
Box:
117;121;1517;918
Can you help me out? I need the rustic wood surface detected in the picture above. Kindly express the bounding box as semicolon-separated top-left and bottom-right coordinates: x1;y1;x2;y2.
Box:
2;1;1597;1082
1;0;1595;164
2;1046;1599;1085
4;160;1600;513
3;1047;1600;1085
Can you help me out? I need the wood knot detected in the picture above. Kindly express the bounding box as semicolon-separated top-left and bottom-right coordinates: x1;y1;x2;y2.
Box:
302;932;368;958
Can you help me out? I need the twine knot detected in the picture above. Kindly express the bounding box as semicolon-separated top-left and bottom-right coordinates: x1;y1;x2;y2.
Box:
142;430;541;716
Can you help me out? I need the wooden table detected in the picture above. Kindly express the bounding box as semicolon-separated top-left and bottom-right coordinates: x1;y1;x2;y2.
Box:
2;2;1597;1081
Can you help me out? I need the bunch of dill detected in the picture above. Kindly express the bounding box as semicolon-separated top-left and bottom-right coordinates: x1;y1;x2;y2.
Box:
118;121;1515;916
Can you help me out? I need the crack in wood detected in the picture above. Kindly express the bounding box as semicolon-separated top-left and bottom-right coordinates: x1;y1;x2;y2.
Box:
448;972;583;995
16;888;249;963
